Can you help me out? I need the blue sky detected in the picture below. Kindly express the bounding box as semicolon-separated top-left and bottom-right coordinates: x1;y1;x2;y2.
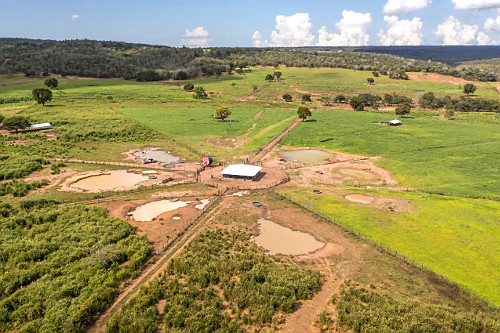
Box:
1;0;500;46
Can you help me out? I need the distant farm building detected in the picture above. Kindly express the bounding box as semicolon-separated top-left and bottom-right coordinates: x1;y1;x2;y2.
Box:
221;164;262;181
30;122;52;130
389;119;402;126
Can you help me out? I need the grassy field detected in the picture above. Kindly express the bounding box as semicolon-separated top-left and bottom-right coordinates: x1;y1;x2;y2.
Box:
0;66;499;319
280;109;500;199
277;186;500;306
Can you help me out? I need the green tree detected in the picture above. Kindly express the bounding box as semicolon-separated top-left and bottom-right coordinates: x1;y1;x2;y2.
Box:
297;106;311;120
265;74;274;81
193;86;208;99
372;71;380;77
395;104;411;116
183;84;194;92
214;106;232;121
2;115;31;131
463;83;476;95
43;77;58;89
32;88;53;106
335;94;346;103
367;78;375;85
282;94;293;102
0;113;4;124
273;71;282;80
349;97;364;111
301;93;312;102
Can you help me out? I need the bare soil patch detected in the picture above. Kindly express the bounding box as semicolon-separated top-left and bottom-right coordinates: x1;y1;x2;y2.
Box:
407;72;474;85
59;169;193;193
345;193;374;204
263;147;397;187
96;196;212;253
199;166;288;190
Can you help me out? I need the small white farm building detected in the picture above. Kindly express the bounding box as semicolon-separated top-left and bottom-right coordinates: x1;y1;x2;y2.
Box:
221;164;262;181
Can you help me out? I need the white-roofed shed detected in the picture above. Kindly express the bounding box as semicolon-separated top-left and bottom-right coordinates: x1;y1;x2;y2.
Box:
221;164;262;181
30;122;52;129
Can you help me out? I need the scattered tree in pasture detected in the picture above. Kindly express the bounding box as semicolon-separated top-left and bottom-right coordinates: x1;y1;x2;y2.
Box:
367;78;375;85
463;83;476;95
302;93;312;102
32;88;53;105
297;106;312;120
193;86;208;99
395;104;411;116
444;109;455;120
349;97;364;111
273;71;282;80
282;94;293;102
183;83;194;92
389;70;409;80
43;77;58;89
372;71;380;77
214;106;232;121
335;94;346;103
265;74;274;81
2;115;31;131
252;85;258;91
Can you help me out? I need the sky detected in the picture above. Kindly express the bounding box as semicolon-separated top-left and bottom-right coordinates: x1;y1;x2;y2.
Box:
2;0;500;47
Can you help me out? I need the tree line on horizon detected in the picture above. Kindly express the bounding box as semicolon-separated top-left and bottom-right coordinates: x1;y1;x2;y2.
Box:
0;38;498;82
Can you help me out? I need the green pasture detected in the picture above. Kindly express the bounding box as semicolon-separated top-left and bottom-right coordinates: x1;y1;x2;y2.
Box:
281;109;500;199
119;106;296;160
278;186;500;306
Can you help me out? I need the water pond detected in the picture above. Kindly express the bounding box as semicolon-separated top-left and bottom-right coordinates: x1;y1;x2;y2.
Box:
253;219;324;255
130;200;189;221
278;150;334;164
70;170;148;192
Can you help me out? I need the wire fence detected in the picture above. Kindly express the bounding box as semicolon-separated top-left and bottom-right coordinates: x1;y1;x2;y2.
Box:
274;190;471;296
198;175;290;191
51;158;202;173
156;197;219;254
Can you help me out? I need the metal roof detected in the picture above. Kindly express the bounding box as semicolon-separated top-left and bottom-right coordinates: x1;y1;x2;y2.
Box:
221;164;262;178
30;122;51;129
389;119;401;125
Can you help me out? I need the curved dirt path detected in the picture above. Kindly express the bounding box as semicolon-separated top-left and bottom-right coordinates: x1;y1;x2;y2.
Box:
88;200;223;332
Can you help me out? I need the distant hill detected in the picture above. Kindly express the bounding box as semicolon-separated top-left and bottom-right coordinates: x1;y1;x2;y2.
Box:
326;46;500;66
1;38;498;82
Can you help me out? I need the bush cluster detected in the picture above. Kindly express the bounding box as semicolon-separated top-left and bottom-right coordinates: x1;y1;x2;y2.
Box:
107;229;321;332
0;204;152;332
334;281;499;332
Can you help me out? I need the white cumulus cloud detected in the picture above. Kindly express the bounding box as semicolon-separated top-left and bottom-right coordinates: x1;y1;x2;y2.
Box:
266;13;315;46
317;10;372;46
383;0;432;15
452;0;500;10
182;27;209;47
434;16;478;44
252;31;268;47
485;16;500;30
71;14;79;19
477;31;492;44
378;16;424;45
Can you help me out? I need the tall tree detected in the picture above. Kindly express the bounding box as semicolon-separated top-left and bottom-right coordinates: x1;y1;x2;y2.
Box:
32;88;53;106
2;116;31;131
297;106;312;120
367;78;375;85
463;83;476;95
43;77;58;89
214;106;232;121
395;104;411;116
